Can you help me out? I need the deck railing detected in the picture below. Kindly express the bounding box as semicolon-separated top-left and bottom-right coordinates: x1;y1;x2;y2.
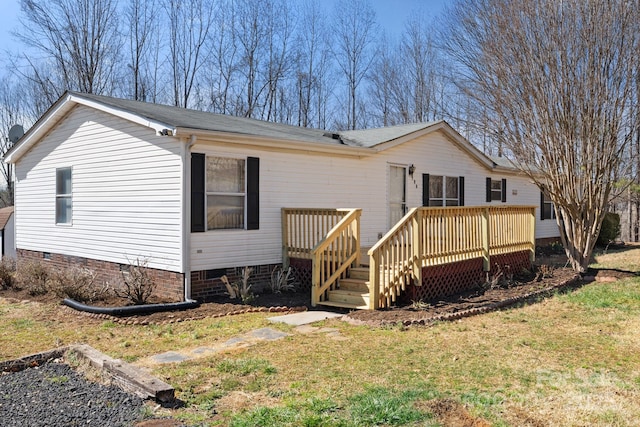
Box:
310;209;362;306
368;206;536;309
281;208;361;307
281;208;353;264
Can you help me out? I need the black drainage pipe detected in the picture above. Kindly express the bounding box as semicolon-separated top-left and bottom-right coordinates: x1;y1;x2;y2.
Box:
62;298;200;317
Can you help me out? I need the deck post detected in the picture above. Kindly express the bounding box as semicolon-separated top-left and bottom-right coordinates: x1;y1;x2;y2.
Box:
481;207;490;271
411;209;423;286
529;206;536;264
369;252;380;310
354;210;362;267
311;255;320;307
281;208;290;270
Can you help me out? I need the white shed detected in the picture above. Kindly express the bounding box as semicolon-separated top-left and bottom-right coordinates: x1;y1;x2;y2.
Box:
0;206;15;260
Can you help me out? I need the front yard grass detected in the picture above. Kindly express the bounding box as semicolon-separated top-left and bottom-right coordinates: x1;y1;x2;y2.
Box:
1;246;640;426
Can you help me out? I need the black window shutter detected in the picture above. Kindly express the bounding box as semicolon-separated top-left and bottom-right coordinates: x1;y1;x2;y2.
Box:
501;178;507;202
486;177;492;202
191;153;206;232
459;176;465;206
246;157;260;230
540;190;546;220
422;174;430;206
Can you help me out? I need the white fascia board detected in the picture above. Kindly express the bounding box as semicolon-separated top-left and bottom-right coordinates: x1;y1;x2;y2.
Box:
69;94;175;135
4;93;76;164
175;127;374;158
5;93;177;164
372;121;496;171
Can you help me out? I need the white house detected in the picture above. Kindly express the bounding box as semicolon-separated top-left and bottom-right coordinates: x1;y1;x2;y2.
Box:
5;92;559;302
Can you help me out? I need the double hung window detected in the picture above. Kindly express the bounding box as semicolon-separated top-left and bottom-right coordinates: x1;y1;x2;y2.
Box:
56;167;72;224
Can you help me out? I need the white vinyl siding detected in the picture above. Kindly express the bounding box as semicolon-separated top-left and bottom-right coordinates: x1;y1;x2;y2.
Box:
190;130;560;271
14;106;184;272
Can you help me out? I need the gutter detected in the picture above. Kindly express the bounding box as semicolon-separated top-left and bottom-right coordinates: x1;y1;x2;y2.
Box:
173;127;374;158
182;135;197;302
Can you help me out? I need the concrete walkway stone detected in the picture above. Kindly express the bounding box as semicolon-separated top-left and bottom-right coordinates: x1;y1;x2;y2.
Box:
267;311;343;326
147;311;346;365
148;327;291;364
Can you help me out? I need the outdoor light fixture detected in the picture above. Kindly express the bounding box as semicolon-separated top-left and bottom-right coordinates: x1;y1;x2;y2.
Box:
408;164;416;176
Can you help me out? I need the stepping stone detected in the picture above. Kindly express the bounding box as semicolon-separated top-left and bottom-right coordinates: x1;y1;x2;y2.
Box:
268;311;343;326
150;351;191;363
250;327;290;340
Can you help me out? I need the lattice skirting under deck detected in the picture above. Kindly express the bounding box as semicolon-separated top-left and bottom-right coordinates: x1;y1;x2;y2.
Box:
288;258;312;290
405;250;532;303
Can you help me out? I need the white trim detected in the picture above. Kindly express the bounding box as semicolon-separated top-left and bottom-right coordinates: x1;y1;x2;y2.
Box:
70;94;175;134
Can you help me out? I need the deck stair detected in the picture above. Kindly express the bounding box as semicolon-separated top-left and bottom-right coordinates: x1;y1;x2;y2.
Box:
319;267;371;310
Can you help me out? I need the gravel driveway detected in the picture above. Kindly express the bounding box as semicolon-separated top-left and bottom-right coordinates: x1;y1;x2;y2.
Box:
0;362;145;426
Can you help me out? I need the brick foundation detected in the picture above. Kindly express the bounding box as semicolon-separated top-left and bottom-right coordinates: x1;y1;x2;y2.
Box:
17;249;185;302
190;263;282;302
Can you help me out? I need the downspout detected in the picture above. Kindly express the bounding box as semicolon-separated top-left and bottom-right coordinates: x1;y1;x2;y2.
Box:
182;135;197;302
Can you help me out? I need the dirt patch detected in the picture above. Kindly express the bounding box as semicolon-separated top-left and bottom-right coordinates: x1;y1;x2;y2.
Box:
419;398;491;427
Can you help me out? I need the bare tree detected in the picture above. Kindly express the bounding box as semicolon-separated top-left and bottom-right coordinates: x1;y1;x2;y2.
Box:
165;0;214;108
444;0;640;272
17;0;121;96
125;0;158;101
0;77;32;206
204;0;238;115
293;0;333;128
332;0;377;130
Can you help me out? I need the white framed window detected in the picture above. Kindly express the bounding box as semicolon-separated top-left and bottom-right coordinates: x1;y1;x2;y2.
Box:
206;157;245;230
428;175;460;206
490;179;502;201
56;167;72;224
541;192;556;220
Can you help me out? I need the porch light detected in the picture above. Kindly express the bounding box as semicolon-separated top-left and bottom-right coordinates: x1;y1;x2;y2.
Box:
408;164;416;176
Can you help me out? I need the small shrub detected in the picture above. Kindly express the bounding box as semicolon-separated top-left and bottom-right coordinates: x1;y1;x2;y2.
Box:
0;257;16;290
221;267;255;303
114;257;155;305
15;259;52;296
409;300;430;310
597;212;621;247
269;266;296;294
483;264;515;290
537;264;555;280
50;266;109;303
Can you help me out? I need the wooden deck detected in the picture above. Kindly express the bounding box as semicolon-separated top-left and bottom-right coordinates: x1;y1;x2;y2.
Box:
282;206;536;310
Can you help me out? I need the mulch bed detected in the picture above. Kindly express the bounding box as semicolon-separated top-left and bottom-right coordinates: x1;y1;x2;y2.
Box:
2;259;636;327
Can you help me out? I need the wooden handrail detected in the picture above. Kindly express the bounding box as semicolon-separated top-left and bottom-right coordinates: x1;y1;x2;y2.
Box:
310;209;362;306
367;205;536;309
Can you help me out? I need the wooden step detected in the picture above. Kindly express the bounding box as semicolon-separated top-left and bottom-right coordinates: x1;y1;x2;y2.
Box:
349;267;370;280
338;278;369;292
317;300;370;310
327;289;370;307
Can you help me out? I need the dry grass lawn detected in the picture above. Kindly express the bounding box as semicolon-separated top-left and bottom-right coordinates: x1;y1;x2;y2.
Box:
2;245;640;426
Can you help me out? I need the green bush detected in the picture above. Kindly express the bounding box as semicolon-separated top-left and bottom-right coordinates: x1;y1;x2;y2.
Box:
597;212;621;246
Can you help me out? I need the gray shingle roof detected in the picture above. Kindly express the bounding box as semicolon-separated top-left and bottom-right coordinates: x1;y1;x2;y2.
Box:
72;92;341;146
338;122;440;147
